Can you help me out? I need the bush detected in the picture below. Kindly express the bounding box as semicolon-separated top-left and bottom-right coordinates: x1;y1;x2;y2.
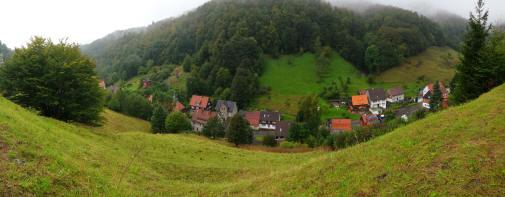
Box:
165;111;191;133
263;135;277;147
202;116;225;139
279;141;294;149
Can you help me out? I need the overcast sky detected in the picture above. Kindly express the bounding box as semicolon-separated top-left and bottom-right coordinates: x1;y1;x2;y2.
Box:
1;0;504;48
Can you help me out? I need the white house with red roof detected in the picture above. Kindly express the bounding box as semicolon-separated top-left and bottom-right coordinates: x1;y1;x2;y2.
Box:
418;82;450;109
189;95;211;112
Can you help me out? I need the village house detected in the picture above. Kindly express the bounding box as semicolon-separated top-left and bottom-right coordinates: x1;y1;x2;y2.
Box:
326;118;352;133
418;82;450;109
386;86;404;103
99;80;106;89
259;111;281;130
189;95;211;112
367;88;387;109
142;78;152;87
191;109;216;132
274;121;291;142
215;100;237;120
173;101;186;113
360;114;380;127
243;110;260;131
358;89;368;95
349;95;369;112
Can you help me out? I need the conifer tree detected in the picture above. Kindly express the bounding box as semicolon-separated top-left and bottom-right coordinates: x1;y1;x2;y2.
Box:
151;105;167;133
225;114;253;146
429;81;442;112
452;0;491;104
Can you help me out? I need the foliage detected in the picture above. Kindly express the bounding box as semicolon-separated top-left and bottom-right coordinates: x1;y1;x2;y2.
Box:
106;90;153;120
0;37;104;124
0;40;13;61
165;111;191;133
182;54;192;72
225;114;253;146
151;105;167;133
286;122;310;143
230;66;258;109
202;116;225;139
263;135;277;147
429;81;442;112
279;141;294;149
296;95;321;132
452;0;505;104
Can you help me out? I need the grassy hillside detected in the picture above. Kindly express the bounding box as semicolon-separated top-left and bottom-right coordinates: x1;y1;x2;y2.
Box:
1;84;505;195
374;46;458;84
0;98;323;196
255;52;368;118
233;84;505;196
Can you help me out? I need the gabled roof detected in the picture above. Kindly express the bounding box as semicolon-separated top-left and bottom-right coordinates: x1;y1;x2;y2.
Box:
189;95;210;108
191;109;216;125
427;82;449;97
358;89;368;95
352;95;369;106
387;86;404;96
275;121;291;137
174;101;185;112
368;88;386;102
260;111;281;122
215;100;237;112
330;119;352;131
245;111;260;126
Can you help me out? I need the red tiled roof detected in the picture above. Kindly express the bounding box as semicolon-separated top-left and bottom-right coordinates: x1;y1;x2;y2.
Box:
331;119;352;131
426;82;449;97
352;95;369;106
189;95;210;108
174;101;185;112
387;86;404;96
191;109;216;125
245;111;260;127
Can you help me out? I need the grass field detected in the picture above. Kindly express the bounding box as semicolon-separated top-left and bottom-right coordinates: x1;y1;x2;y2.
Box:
374;46;458;84
255;47;459;118
1;84;504;195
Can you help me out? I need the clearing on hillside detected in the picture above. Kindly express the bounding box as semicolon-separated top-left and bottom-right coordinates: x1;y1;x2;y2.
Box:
374;46;458;84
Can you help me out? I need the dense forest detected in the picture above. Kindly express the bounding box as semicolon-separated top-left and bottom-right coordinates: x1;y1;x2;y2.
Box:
82;0;451;106
0;40;12;61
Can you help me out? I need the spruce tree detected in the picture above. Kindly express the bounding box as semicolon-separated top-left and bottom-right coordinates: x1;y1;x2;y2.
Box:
182;54;192;72
225;114;253;146
429;81;442;112
151;105;167;133
452;0;491;104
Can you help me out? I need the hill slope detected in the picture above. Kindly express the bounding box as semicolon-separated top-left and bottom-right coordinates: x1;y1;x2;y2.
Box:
374;46;458;84
2;84;505;195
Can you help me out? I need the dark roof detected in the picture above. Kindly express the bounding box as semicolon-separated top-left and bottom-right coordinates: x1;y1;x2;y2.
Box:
387;86;404;96
275;121;291;137
260;111;281;122
238;110;247;116
368;88;386;102
215;100;237;112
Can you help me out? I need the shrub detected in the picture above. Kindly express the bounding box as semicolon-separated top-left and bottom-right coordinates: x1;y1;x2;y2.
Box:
263;135;277;147
280;141;294;149
165;111;191;133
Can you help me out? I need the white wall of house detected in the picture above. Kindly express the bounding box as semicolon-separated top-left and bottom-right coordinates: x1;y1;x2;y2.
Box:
259;124;276;130
387;94;404;103
370;100;387;109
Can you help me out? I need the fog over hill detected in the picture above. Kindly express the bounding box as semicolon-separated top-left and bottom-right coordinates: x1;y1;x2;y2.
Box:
327;0;505;23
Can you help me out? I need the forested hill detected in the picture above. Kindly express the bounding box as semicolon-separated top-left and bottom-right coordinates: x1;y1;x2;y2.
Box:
82;0;449;106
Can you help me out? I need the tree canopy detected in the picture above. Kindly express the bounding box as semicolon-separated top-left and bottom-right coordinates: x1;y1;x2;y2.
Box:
0;37;104;124
226;114;253;146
